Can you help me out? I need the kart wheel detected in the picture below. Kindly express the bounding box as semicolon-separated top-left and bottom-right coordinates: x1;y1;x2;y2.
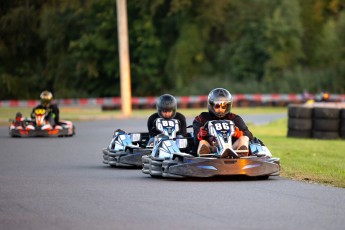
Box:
257;175;269;180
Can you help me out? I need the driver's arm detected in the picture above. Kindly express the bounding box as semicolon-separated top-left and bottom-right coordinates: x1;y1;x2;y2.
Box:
233;115;253;140
51;105;60;122
147;114;161;137
176;113;187;137
192;115;206;142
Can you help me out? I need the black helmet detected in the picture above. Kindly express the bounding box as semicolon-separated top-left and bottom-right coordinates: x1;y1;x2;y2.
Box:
40;90;53;106
156;94;177;118
208;88;233;118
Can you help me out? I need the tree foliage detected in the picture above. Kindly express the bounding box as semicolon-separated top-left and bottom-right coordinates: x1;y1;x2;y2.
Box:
1;0;345;99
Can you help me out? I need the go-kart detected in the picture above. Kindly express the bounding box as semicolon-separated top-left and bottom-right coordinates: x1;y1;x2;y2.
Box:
9;109;75;137
142;120;280;179
102;118;193;167
102;129;151;167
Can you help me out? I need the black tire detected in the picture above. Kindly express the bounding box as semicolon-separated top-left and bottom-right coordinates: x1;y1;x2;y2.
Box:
313;119;340;132
288;105;313;118
313;107;340;119
341;121;345;131
341;109;345;119
257;175;269;180
340;129;345;139
312;130;339;139
288;118;312;130
287;129;311;138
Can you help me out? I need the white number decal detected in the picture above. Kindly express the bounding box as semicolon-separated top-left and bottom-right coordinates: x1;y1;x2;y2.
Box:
162;120;175;127
214;122;229;130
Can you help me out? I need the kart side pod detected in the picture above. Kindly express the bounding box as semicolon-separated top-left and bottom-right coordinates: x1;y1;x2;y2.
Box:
150;135;189;159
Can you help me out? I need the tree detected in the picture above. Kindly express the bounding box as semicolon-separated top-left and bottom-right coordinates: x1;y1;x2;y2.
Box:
263;0;304;89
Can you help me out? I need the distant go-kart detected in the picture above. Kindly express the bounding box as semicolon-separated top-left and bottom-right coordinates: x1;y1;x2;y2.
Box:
142;120;280;179
102;118;193;168
9;109;75;137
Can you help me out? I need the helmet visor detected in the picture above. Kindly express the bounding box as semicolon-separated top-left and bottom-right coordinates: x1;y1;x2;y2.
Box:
209;101;231;117
41;98;51;106
210;101;230;109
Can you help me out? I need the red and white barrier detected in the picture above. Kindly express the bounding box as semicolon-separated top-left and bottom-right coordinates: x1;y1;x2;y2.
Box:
1;94;345;108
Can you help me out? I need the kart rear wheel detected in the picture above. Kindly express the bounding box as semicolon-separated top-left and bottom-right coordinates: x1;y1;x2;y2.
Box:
257;175;269;180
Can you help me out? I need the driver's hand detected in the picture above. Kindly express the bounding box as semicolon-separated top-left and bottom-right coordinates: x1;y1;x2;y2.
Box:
233;127;244;138
197;127;208;140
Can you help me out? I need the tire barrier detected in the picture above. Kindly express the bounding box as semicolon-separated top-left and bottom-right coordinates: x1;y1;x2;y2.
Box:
288;103;345;139
312;107;340;139
341;110;345;139
287;105;313;138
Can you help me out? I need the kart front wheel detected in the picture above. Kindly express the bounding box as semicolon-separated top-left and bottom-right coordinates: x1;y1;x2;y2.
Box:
256;175;269;180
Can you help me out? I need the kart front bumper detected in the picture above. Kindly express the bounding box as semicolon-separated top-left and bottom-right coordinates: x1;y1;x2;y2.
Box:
103;148;151;167
162;157;280;178
9;128;74;137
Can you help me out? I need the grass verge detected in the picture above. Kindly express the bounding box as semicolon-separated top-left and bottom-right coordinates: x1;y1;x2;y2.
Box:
250;118;345;188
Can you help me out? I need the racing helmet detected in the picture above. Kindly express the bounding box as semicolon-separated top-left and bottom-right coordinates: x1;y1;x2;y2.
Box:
207;88;233;118
156;94;177;118
40;90;53;106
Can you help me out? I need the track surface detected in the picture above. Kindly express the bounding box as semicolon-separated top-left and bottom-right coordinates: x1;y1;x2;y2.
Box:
1;115;344;230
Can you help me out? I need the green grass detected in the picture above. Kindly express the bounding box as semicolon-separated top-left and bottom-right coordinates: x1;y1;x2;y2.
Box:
2;106;344;187
250;118;345;188
0;106;286;124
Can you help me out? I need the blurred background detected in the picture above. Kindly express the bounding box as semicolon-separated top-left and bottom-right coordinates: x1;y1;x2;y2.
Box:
1;0;345;100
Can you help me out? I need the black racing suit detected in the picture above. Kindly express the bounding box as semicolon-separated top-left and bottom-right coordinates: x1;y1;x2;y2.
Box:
31;104;60;126
147;112;187;138
192;112;253;153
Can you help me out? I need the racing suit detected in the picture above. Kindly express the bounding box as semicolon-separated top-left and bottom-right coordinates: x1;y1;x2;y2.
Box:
31;104;60;126
147;112;187;137
192;112;253;153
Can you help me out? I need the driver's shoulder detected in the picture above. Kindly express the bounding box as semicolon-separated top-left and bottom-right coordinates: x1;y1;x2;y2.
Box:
148;113;159;120
175;112;186;120
194;112;211;123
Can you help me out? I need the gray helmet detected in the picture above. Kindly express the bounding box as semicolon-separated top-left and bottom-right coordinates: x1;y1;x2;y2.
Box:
156;94;177;118
207;88;233;118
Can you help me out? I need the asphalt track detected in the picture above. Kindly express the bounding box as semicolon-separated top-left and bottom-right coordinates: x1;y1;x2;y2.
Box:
1;114;345;230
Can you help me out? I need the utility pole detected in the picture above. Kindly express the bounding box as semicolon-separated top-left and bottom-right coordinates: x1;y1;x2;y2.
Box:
116;0;132;116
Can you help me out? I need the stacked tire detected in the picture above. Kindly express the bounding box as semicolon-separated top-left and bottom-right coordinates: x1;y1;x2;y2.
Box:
287;105;313;138
340;109;345;139
312;107;340;139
